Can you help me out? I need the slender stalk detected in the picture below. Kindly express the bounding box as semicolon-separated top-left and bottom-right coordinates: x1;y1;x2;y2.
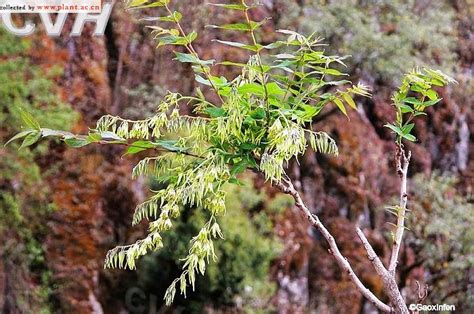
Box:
164;4;224;104
242;2;270;125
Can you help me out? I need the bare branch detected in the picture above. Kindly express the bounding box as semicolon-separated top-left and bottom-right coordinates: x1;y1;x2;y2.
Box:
355;227;388;277
276;178;392;313
356;227;409;313
389;147;411;274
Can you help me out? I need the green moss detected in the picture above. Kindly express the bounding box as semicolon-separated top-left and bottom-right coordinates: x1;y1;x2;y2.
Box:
406;174;474;311
0;60;77;132
268;194;294;215
299;0;457;85
0;27;29;55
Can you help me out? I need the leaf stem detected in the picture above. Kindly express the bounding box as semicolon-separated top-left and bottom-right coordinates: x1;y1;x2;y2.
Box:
164;3;224;104
243;1;270;126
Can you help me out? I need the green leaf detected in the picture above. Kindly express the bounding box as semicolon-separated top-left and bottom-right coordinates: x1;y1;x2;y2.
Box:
19;108;40;130
217;61;246;68
157;32;196;47
207;20;264;32
430;78;445;87
425;89;438;101
298;104;320;120
333;98;347;116
148;11;182;22
243;116;256;126
214;40;262;52
185;32;198;44
207;23;252;31
4;130;34;146
155;140;187;152
384;123;404;136
424;68;456;85
398;104;414;113
250;108;266;120
64;138;89;148
230;160;248;176
239;142;258;150
410;84;425;93
195;75;212;86
211;76;228;87
41;128;74;138
127;0;148;8
195;75;228;88
324;68;346;76
158;35;184;47
313;66;346;76
402;133;417;142
174;52;196;63
100;131;124;141
87;133;102;142
125;141;156;155
422;98;441;107
238;83;265;96
228;178;243;185
172;11;182;22
319;93;333;100
341;93;357;110
174;52;214;66
264;42;284;49
156;15;175;22
208;3;247;11
20;131;41;148
273;53;296;59
266;82;285;96
205;107;226;118
414;112;427;117
128;0;169;9
244;155;258;168
402;123;415;134
402;97;423;106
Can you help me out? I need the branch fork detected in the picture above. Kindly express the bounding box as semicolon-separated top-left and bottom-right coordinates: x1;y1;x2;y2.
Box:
276;146;412;313
276;177;393;313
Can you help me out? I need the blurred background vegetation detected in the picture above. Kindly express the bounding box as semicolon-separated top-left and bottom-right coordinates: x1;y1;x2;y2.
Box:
0;0;472;313
0;27;77;313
